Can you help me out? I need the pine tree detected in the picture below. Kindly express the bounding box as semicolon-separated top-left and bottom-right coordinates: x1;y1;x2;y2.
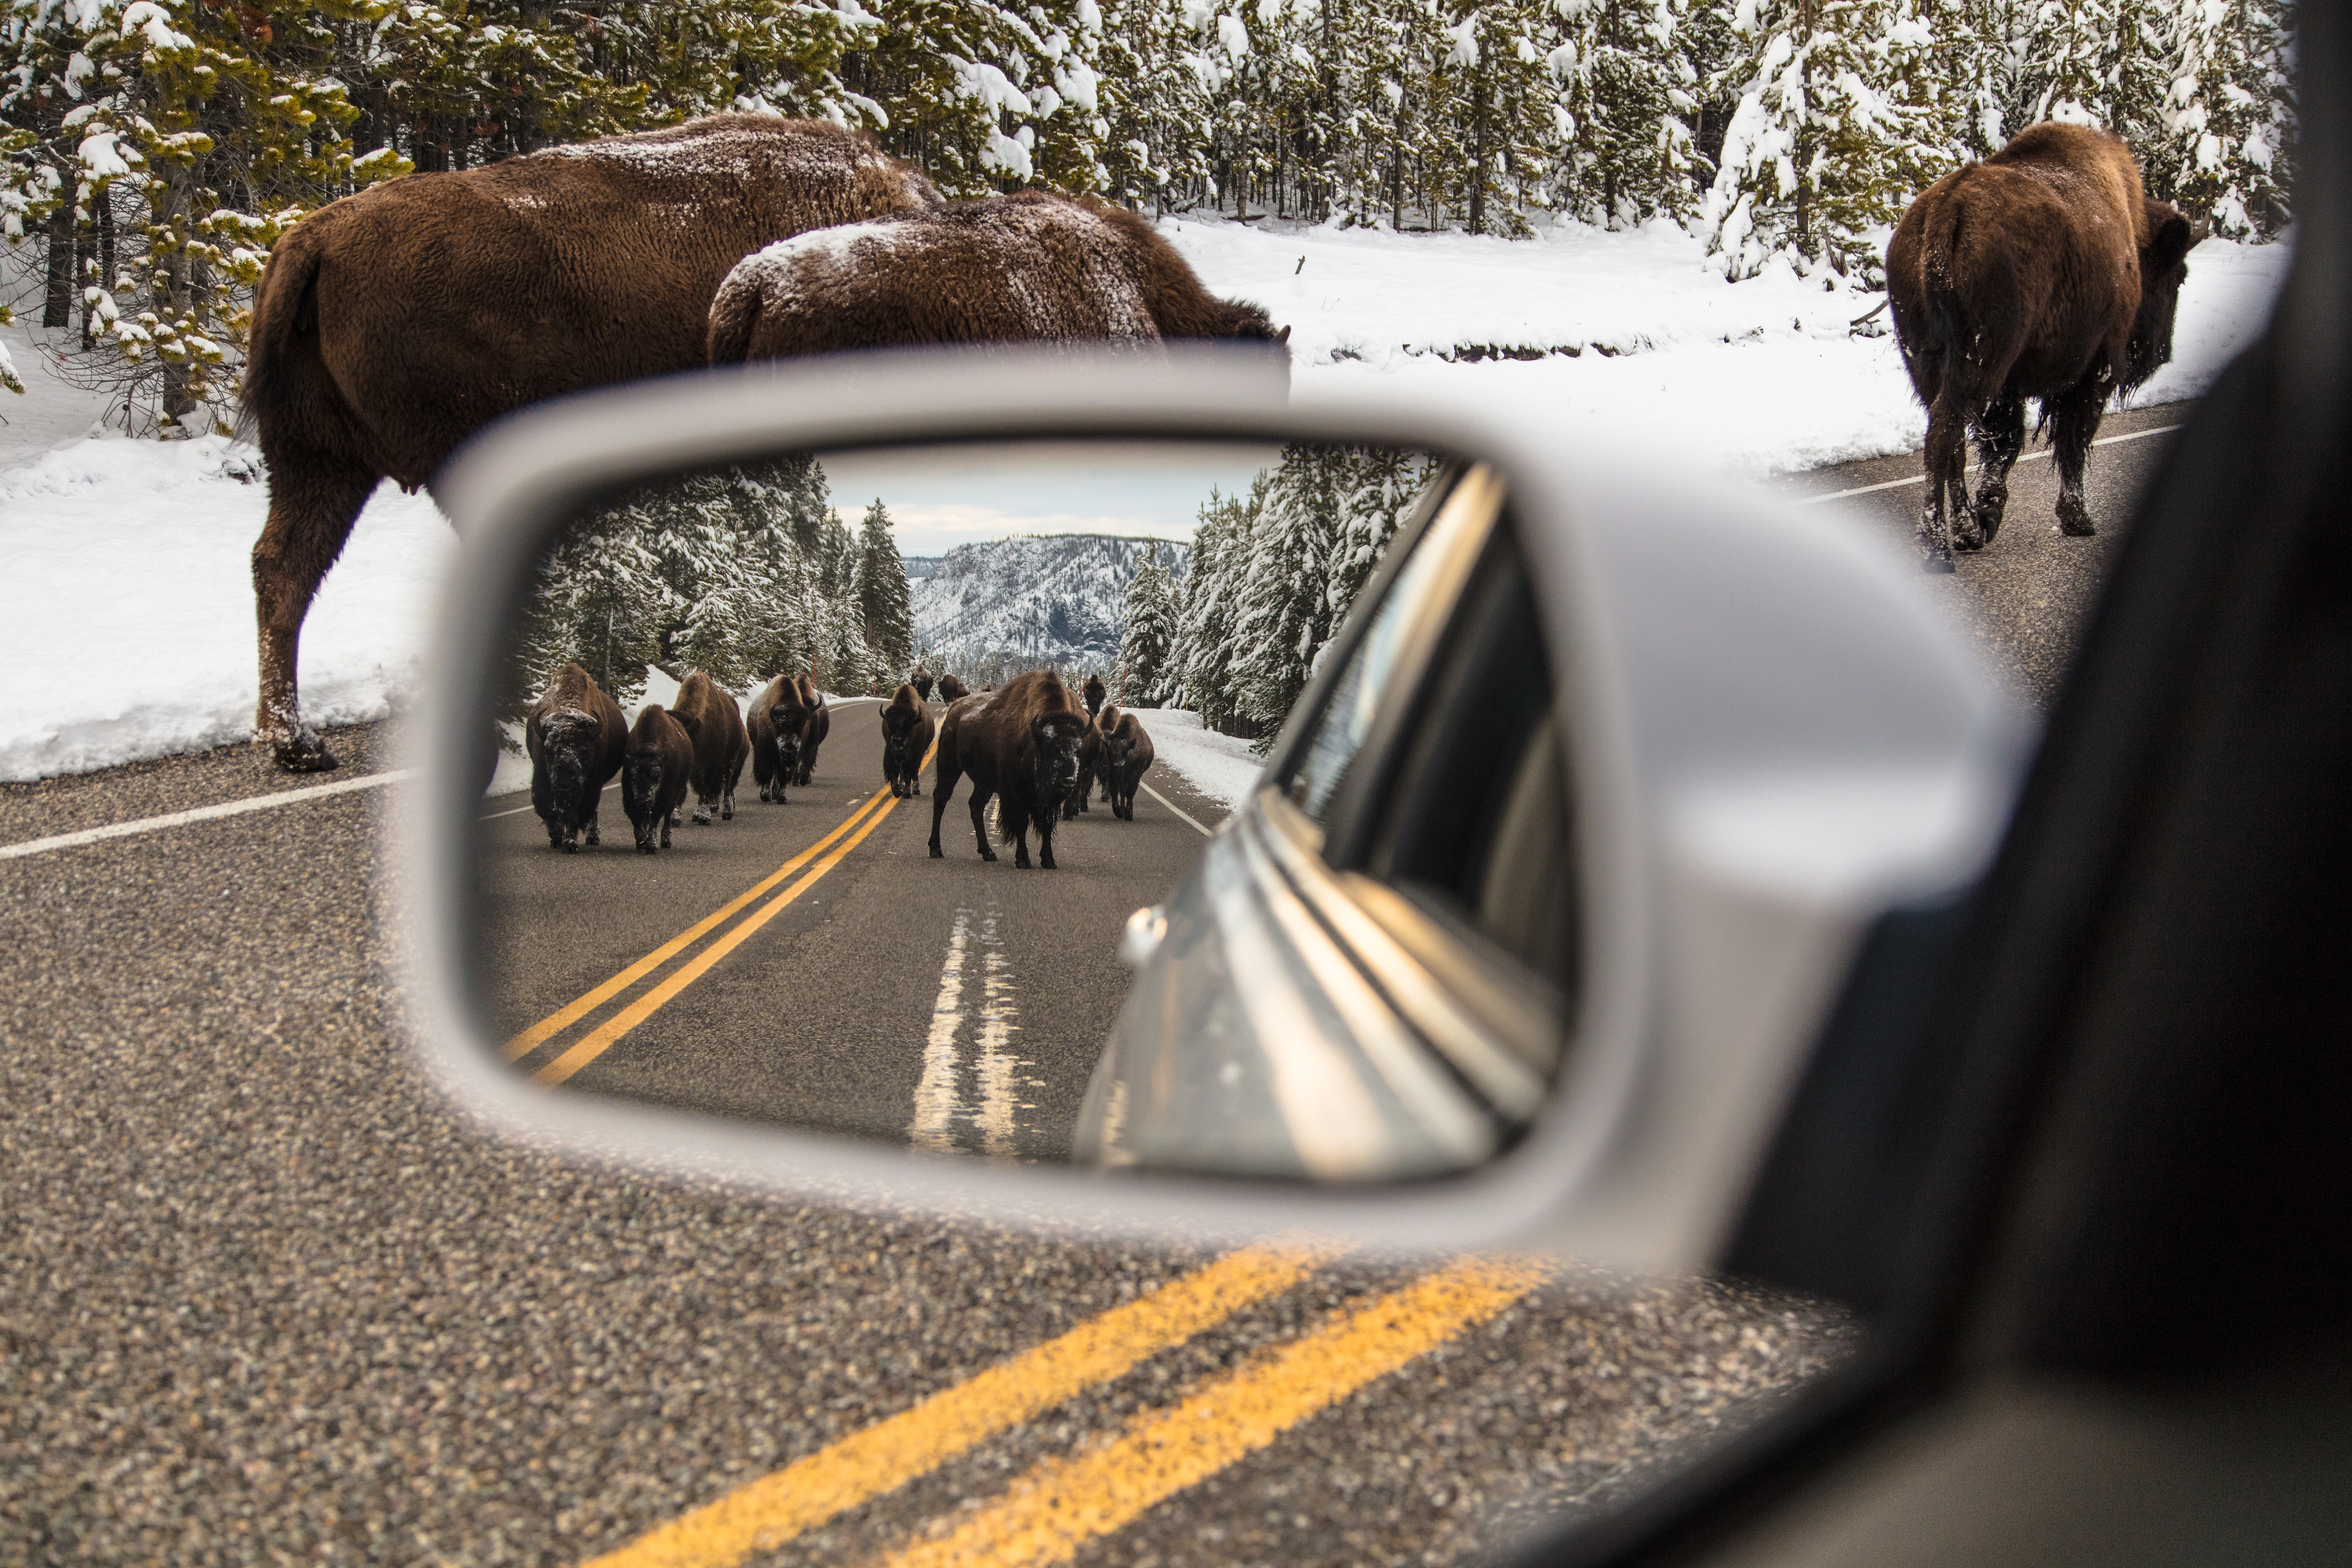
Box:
2154;0;2294;238
1167;481;1259;726
1552;0;1701;226
854;498;916;675
1118;543;1179;704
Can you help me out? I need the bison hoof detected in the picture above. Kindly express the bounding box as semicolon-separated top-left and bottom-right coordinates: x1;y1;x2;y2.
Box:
2057;498;2097;537
272;733;339;773
930;842;944;859
1922;550;1957;576
693;811;711;826
559;840;579;855
722;806;733;821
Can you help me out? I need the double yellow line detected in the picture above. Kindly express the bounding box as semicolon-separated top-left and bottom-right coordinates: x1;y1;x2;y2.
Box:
576;1247;1551;1568
505;743;935;1086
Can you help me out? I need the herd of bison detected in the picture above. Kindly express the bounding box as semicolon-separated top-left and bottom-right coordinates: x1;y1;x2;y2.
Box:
525;661;1157;872
247;115;2201;773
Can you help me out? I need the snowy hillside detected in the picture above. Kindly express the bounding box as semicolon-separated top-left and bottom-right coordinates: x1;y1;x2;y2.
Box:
912;534;1189;679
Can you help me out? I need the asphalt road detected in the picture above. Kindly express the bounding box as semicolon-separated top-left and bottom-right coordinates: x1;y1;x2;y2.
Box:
0;409;2176;1567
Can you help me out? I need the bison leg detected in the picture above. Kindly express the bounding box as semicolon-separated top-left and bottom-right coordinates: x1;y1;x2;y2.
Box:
1969;395;2026;548
971;789;999;863
251;455;381;772
2050;380;2106;537
1917;393;1968;573
929;762;962;858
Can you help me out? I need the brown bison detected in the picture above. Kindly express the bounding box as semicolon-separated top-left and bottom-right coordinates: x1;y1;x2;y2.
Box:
621;705;695;854
705;191;1289;373
929;672;1091;870
879;683;937;798
1101;711;1156;820
1090;702;1125;807
1888;122;2198;572
1082;672;1106;719
1062;717;1101;821
526;663;627;853
240;115;939;772
937;674;969;704
910;667;936;703
749;674;829;801
669;671;750;825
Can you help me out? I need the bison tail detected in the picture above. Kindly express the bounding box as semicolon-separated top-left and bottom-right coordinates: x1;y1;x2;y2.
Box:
237;220;326;447
1919;204;1977;418
705;268;766;365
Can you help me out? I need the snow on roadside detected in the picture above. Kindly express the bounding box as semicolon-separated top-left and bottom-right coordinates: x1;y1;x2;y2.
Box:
1165;217;2290;475
0;434;451;781
1143;709;1263;811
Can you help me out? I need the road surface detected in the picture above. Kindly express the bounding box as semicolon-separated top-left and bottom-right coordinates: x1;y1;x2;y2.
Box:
0;409;2177;1566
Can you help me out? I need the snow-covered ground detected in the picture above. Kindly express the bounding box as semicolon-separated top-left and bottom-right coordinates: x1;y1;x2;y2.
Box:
1143;709;1265;811
0;222;2291;782
1173;216;2290;476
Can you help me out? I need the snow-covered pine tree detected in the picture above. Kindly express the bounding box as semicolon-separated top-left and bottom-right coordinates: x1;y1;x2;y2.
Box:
2153;0;2294;238
1325;445;1441;624
1118;543;1179;704
1697;0;1960;284
1552;0;1701;226
1231;443;1348;730
508;508;672;716
854;498;916;676
1166;480;1260;727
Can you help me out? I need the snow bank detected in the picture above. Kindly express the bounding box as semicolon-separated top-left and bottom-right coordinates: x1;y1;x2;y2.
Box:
1144;709;1264;811
1164;217;2290;476
0;434;451;781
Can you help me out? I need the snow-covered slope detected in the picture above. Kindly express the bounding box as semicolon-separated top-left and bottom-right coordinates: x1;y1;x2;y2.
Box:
912;533;1187;677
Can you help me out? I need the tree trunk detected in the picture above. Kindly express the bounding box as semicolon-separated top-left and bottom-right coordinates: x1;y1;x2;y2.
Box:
1469;66;1490;235
43;199;75;329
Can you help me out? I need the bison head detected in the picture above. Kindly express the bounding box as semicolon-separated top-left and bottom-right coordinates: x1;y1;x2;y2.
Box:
623;743;669;852
880;709;919;794
1100;727;1135;781
769;702;806;777
537;711;600;835
1033;712;1089;808
2125;201;2198;393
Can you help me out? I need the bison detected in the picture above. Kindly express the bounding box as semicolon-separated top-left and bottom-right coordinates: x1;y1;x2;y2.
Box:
749;674;829;801
1101;711;1156;820
1062;718;1100;821
240;114;939;772
910;667;936;703
879;683;937;798
937;674;969;705
526;663;627;853
1091;702;1125;806
621;705;695;854
929;672;1090;870
706;191;1290;373
1082;672;1106;719
669;670;750;825
1888;122;2198;572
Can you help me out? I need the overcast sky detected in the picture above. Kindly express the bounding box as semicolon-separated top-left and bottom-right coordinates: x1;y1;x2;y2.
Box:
817;440;1279;558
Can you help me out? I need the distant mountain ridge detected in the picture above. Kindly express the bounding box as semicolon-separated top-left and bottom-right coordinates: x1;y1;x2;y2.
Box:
911;533;1188;678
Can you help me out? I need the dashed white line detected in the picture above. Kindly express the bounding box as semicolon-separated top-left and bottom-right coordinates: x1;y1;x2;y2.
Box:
0;769;418;863
909;906;972;1154
1798;422;2182;505
1141;780;1216;838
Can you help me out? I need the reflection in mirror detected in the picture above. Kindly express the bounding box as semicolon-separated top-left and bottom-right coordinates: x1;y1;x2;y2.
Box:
472;438;1579;1183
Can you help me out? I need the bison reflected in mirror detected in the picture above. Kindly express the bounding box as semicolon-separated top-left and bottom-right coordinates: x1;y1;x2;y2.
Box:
526;663;627;853
930;673;1090;870
879;684;936;798
622;705;695;853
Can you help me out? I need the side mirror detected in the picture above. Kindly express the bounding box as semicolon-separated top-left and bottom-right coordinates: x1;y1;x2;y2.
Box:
406;347;2023;1272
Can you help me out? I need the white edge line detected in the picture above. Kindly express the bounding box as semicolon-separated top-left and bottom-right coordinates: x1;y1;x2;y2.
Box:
0;769;419;862
477;695;887;819
1798;422;2181;505
1140;779;1216;838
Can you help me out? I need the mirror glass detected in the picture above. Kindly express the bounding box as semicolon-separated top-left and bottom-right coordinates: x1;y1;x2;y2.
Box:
472;438;1577;1181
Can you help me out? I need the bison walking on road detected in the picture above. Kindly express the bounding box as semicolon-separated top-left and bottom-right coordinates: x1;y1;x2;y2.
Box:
706;191;1290;372
1063;717;1101;821
526;663;627;853
1090;703;1125;807
910;668;936;703
240;114;938;773
879;683;937;798
1082;673;1106;719
929;673;1091;870
937;674;969;705
621;706;695;853
1887;122;2197;572
1101;712;1156;820
669;671;750;824
749;674;828;801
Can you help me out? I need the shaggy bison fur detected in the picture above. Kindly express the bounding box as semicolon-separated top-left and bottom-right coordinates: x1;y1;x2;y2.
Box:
937;674;969;704
1082;672;1106;718
1062;717;1101;821
526;663;627;853
929;672;1091;870
706;191;1289;375
1090;703;1125;806
669;670;750;824
622;705;695;854
879;683;937;798
240;114;937;772
1888;122;2198;571
910;667;936;703
1101;711;1156;820
749;674;828;801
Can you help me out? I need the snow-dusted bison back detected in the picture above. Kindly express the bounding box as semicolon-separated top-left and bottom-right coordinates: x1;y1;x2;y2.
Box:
706;191;1289;373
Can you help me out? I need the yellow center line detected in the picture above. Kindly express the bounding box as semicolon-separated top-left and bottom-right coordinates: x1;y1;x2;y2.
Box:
876;1256;1552;1568
504;741;936;1064
576;1245;1329;1568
